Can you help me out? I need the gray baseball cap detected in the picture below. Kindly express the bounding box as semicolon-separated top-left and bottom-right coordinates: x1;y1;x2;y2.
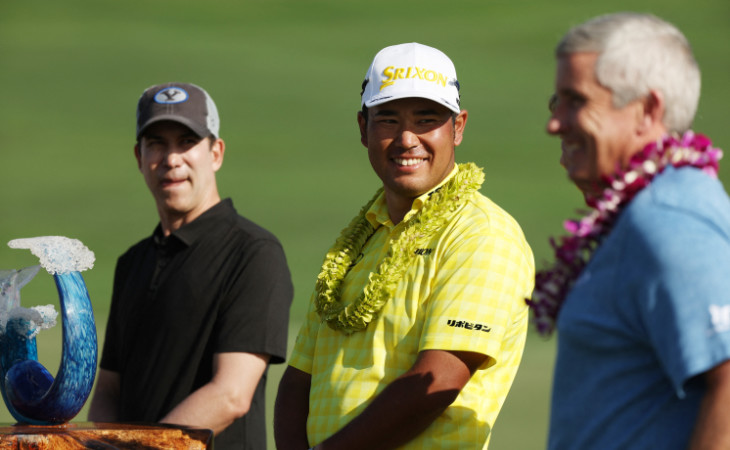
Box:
136;82;220;139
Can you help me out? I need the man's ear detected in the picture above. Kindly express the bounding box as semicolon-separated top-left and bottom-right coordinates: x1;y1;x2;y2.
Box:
134;144;142;170
211;138;225;172
638;89;665;136
357;111;368;147
453;109;468;147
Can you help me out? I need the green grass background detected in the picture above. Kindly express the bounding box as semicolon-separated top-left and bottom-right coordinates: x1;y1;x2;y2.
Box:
1;0;728;448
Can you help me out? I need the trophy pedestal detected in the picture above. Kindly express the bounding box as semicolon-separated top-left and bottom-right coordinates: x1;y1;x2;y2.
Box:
0;422;213;448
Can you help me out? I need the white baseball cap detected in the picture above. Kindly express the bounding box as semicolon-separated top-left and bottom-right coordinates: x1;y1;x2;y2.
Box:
360;42;460;113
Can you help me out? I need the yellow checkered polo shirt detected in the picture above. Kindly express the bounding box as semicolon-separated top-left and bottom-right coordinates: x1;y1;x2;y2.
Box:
289;168;535;449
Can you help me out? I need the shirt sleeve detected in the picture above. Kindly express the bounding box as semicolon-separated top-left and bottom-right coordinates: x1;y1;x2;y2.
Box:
214;238;294;364
636;213;730;393
98;258;125;372
419;225;534;369
287;291;319;374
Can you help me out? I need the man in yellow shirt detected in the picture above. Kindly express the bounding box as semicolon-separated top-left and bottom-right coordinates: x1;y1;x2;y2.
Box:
275;43;534;449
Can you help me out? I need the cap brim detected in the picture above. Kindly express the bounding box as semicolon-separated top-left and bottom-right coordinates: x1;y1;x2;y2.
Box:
137;115;213;140
363;90;460;114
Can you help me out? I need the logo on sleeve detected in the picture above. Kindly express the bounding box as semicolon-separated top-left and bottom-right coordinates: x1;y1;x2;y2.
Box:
447;319;491;333
709;304;730;333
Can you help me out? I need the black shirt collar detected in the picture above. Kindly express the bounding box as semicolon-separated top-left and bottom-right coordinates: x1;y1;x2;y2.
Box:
153;199;236;249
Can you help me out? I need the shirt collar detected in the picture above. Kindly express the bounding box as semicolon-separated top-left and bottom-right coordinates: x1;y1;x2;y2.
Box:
365;165;459;228
153;198;235;248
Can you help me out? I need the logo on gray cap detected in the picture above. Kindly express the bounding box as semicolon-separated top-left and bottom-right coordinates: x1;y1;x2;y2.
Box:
154;88;189;104
137;82;220;139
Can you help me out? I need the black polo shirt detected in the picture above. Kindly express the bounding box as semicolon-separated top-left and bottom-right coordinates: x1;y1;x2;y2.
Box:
100;199;293;449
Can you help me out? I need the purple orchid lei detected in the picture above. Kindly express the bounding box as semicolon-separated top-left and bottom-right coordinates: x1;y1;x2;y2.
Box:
527;131;724;336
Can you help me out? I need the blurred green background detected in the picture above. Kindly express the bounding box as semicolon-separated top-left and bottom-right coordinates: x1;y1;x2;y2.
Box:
1;0;728;448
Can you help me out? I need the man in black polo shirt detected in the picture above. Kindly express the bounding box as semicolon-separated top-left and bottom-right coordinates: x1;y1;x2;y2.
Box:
88;82;293;449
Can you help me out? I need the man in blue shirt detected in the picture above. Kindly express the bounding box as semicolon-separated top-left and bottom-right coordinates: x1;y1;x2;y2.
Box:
540;13;730;449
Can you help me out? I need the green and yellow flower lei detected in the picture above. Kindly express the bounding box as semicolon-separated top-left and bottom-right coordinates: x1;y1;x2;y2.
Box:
315;162;485;334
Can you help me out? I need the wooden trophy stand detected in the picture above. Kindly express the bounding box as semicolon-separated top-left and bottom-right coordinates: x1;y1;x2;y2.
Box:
0;422;214;449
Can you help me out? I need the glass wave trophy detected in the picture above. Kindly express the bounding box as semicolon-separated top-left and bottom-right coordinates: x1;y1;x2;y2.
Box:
0;236;96;424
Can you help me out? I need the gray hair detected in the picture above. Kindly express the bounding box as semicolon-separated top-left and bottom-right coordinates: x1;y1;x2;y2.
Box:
557;12;700;132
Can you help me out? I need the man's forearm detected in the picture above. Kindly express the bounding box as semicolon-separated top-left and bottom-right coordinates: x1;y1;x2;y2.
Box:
87;369;120;422
274;366;312;449
87;396;119;422
160;382;242;434
317;350;482;450
317;371;455;450
161;352;268;435
689;360;730;449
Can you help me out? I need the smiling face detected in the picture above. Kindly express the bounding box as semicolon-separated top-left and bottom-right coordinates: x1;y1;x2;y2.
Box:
358;97;467;222
546;52;648;197
135;121;224;233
